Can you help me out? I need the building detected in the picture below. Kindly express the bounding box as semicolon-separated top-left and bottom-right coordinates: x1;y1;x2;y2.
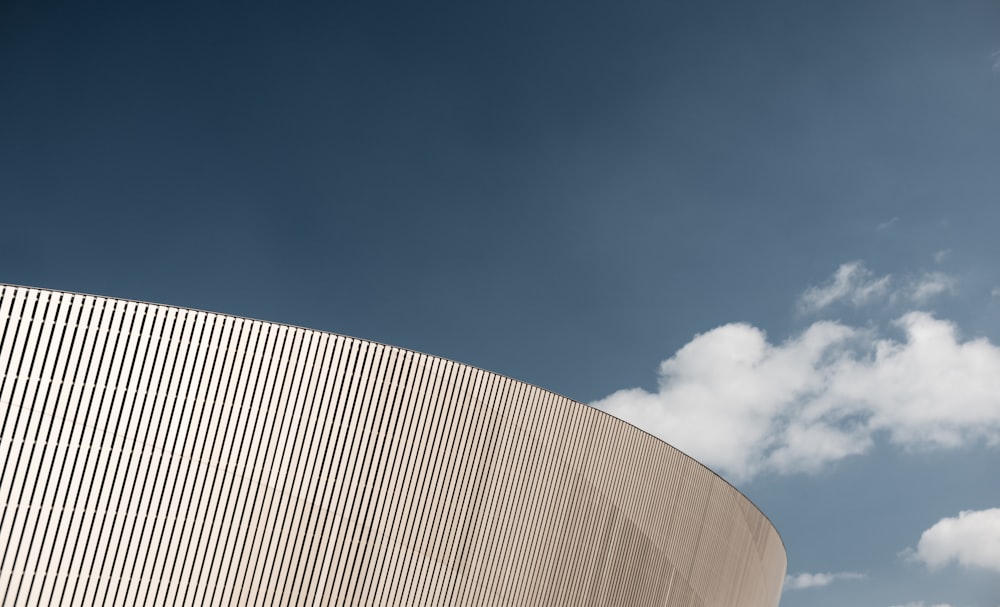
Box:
0;285;785;606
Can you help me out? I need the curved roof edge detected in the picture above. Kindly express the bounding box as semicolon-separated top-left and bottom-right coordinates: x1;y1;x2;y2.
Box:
0;282;784;551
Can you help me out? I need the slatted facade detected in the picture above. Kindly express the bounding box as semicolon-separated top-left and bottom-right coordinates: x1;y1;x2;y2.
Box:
0;285;785;606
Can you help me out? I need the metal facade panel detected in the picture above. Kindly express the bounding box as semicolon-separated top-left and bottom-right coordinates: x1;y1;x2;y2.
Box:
0;285;786;607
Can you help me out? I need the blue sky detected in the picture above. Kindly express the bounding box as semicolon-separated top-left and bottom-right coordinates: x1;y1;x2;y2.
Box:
2;1;999;605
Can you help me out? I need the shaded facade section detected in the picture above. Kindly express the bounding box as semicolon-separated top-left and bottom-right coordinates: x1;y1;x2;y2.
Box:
0;286;785;606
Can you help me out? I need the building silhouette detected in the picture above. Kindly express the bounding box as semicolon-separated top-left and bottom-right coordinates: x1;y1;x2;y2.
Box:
0;286;785;606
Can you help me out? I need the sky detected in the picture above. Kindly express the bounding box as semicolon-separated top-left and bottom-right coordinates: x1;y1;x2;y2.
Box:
2;1;1000;605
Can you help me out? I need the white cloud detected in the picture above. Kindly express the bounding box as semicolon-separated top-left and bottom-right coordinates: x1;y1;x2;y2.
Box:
594;311;1000;482
798;263;956;314
798;261;891;313
784;571;865;589
912;508;1000;573
906;272;956;303
991;287;1000;298
933;250;950;264
993;49;1000;73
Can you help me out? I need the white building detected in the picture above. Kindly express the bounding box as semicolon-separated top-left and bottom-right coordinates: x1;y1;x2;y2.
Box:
0;285;785;606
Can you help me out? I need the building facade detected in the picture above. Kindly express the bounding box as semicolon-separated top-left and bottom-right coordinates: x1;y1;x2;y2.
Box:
0;286;785;606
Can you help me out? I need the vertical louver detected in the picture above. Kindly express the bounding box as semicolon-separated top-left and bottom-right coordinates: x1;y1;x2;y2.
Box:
0;286;785;606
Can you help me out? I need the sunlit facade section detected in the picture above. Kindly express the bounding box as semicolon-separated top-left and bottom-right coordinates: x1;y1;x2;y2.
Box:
0;285;785;606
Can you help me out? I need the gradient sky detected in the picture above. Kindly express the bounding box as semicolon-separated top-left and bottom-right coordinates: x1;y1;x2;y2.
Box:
3;1;1000;605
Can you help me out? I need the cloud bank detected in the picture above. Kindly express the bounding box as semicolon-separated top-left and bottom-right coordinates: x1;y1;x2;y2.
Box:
912;508;1000;573
784;571;865;590
594;265;1000;483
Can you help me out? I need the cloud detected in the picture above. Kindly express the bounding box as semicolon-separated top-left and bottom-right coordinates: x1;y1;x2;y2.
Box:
933;250;950;264
991;287;1000;298
594;311;1000;482
798;261;891;313
784;571;865;589
878;217;899;230
906;272;956;302
797;263;954;314
993;50;1000;73
912;508;1000;573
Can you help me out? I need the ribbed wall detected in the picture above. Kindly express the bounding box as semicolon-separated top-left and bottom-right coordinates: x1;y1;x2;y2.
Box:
0;285;785;607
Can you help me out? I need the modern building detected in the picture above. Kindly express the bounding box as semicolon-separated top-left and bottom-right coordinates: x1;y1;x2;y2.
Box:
0;285;785;606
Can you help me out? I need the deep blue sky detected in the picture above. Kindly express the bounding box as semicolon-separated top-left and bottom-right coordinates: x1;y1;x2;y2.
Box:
3;2;1000;606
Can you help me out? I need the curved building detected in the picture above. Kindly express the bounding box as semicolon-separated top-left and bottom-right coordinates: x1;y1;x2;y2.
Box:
0;285;785;606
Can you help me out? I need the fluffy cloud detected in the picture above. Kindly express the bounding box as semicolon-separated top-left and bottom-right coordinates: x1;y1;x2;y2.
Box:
784;571;865;589
912;508;1000;573
594;311;1000;482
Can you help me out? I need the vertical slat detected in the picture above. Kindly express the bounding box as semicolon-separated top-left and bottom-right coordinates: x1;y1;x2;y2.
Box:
0;286;786;607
